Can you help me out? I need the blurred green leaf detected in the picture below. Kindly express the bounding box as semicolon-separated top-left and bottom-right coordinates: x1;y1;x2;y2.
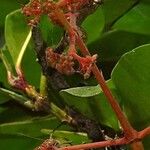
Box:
0;0;28;28
0;96;9;105
113;3;150;35
60;80;120;131
111;44;150;148
82;7;104;44
0;116;74;150
0;63;10;103
0;104;35;124
0;134;41;150
0;47;13;103
101;0;137;26
39;15;63;47
89;30;150;63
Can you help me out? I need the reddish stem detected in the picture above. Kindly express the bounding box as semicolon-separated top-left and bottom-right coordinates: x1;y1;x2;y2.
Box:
59;128;150;150
59;137;127;150
138;127;150;139
76;35;137;138
46;3;149;150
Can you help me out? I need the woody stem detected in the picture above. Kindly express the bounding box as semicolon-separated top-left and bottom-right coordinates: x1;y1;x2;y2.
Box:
53;5;139;142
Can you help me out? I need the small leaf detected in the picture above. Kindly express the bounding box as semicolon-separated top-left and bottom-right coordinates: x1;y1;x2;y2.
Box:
0;134;40;150
0;63;10;103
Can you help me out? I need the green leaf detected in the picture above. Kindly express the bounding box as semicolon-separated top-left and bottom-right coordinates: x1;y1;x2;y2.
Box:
112;44;150;129
0;134;41;150
82;7;104;44
39;15;63;47
111;44;150;148
0;116;64;136
5;10;41;87
0;93;9;105
0;87;35;110
113;3;150;35
0;0;28;28
89;30;150;63
0;47;13;103
0;104;34;124
101;0;137;25
21;42;41;87
60;80;120;131
0;63;10;103
0;116;65;150
5;9;31;64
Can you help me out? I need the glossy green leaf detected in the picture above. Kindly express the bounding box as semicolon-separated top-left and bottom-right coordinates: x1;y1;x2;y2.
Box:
60;80;120;131
0;89;10;104
0;116;64;150
5;10;41;87
112;44;150;148
5;9;31;64
113;3;150;35
112;44;150;129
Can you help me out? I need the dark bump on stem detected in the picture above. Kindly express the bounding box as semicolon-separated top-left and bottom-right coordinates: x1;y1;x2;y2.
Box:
67;107;105;142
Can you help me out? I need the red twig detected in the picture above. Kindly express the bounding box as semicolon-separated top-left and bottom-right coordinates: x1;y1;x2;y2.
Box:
54;5;137;139
59;137;127;150
22;1;150;150
59;128;150;150
138;127;150;139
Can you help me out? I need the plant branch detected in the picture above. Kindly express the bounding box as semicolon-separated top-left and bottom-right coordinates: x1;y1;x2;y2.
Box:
59;137;127;150
59;127;150;150
52;6;137;139
31;26;110;144
76;25;142;149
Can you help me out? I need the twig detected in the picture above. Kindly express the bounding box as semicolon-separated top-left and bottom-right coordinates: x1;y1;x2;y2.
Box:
59;127;150;150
